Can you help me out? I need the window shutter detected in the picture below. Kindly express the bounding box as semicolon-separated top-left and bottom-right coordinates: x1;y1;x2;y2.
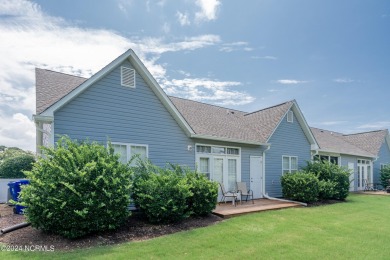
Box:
121;66;135;88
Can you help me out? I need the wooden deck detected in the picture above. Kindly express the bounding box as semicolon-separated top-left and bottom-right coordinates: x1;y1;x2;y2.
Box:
212;198;302;218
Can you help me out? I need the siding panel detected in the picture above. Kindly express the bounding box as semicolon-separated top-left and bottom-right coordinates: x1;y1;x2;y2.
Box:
265;111;312;197
54;61;195;168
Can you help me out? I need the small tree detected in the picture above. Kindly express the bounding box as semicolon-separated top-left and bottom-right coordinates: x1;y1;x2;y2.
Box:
0;154;35;178
20;136;133;239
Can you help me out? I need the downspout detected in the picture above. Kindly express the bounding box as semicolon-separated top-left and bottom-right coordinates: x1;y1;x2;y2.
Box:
262;145;271;198
261;144;307;207
263;193;307;207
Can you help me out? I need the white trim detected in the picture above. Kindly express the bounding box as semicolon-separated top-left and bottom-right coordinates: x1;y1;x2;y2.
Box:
50;121;55;147
282;155;298;174
313;153;341;166
287;110;293;123
195;143;242;191
191;134;268;146
315;148;375;159
111;142;149;163
33;115;54;123
39;49;195;137
121;66;136;88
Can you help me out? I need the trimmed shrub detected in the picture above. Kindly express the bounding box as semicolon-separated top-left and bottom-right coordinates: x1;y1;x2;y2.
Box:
281;171;319;203
380;166;390;189
303;161;351;200
185;171;218;216
318;180;336;200
19;136;132;239
0;154;35;178
133;167;192;224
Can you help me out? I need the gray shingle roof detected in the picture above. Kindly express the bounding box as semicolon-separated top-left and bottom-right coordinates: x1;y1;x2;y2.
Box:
170;97;293;143
36;68;87;114
35;68;294;144
342;130;389;156
310;127;377;158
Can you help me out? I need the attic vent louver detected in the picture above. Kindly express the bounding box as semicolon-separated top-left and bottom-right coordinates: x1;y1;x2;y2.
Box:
121;66;135;88
287;110;293;123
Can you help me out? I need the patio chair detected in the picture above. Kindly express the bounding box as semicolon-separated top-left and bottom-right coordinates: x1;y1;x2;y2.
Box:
364;179;375;191
236;182;254;204
218;182;238;206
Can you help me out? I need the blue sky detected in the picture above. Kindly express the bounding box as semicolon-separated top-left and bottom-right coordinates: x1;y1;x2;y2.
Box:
0;0;389;151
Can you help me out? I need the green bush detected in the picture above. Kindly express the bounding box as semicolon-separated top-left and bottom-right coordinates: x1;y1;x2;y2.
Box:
380;166;390;189
0;154;35;178
133;166;192;224
318;180;336;200
303;161;351;200
132;162;218;222
281;171;319;203
185;171;218;216
19;136;133;239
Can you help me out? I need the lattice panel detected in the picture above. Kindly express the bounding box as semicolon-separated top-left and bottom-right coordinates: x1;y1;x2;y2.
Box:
42;123;52;147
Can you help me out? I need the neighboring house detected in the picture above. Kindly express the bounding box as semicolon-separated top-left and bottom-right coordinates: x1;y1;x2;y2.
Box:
34;49;318;198
310;128;390;191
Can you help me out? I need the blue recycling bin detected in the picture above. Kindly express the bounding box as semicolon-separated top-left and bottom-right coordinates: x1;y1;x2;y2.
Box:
8;180;30;214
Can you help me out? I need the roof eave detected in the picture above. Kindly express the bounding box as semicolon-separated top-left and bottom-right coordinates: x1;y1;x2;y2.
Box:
190;134;269;146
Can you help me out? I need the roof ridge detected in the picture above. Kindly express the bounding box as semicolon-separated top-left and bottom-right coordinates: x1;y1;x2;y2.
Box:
310;127;344;135
36;68;88;80
244;100;294;116
343;129;388;136
168;95;247;113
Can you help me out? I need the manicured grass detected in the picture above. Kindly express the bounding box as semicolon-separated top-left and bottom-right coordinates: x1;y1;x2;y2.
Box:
2;193;390;259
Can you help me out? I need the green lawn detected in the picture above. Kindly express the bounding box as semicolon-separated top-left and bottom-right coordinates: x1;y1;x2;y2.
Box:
2;193;390;259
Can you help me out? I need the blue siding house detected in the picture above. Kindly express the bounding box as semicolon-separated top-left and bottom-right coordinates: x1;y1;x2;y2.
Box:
34;49;319;199
311;128;390;191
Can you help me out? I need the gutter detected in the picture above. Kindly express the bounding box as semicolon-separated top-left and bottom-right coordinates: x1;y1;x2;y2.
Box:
263;193;307;207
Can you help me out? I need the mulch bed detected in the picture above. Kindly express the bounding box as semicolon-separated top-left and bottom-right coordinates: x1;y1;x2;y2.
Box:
0;204;222;251
306;199;345;207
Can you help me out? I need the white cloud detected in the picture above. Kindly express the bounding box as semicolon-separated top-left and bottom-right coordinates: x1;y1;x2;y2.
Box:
219;41;251;52
195;0;221;23
176;11;190;26
333;78;354;83
319;121;348;126
0;112;35;151
162;78;254;106
357;122;390;130
0;0;253;151
276;79;308;84
251;55;278;60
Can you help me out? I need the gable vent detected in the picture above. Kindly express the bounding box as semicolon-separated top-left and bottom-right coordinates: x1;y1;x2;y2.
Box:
287;110;293;123
121;66;135;88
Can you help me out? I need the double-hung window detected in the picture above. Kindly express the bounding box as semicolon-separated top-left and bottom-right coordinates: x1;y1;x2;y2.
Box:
282;156;298;174
111;142;148;166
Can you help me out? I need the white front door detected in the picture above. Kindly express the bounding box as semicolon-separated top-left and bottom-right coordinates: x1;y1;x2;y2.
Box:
250;156;263;198
348;162;355;191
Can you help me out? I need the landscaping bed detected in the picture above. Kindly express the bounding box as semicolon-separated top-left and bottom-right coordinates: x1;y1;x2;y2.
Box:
0;205;222;251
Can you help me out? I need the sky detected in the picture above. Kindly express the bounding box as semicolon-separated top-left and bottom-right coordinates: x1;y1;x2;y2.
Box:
0;0;389;152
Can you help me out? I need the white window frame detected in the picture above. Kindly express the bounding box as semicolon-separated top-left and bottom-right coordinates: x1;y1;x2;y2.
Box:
111;142;148;164
381;163;389;170
287;110;294;123
195;143;241;184
313;154;340;166
282;155;298;174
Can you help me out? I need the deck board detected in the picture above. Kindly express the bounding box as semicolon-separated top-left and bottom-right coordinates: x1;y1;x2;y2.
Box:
213;199;302;218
